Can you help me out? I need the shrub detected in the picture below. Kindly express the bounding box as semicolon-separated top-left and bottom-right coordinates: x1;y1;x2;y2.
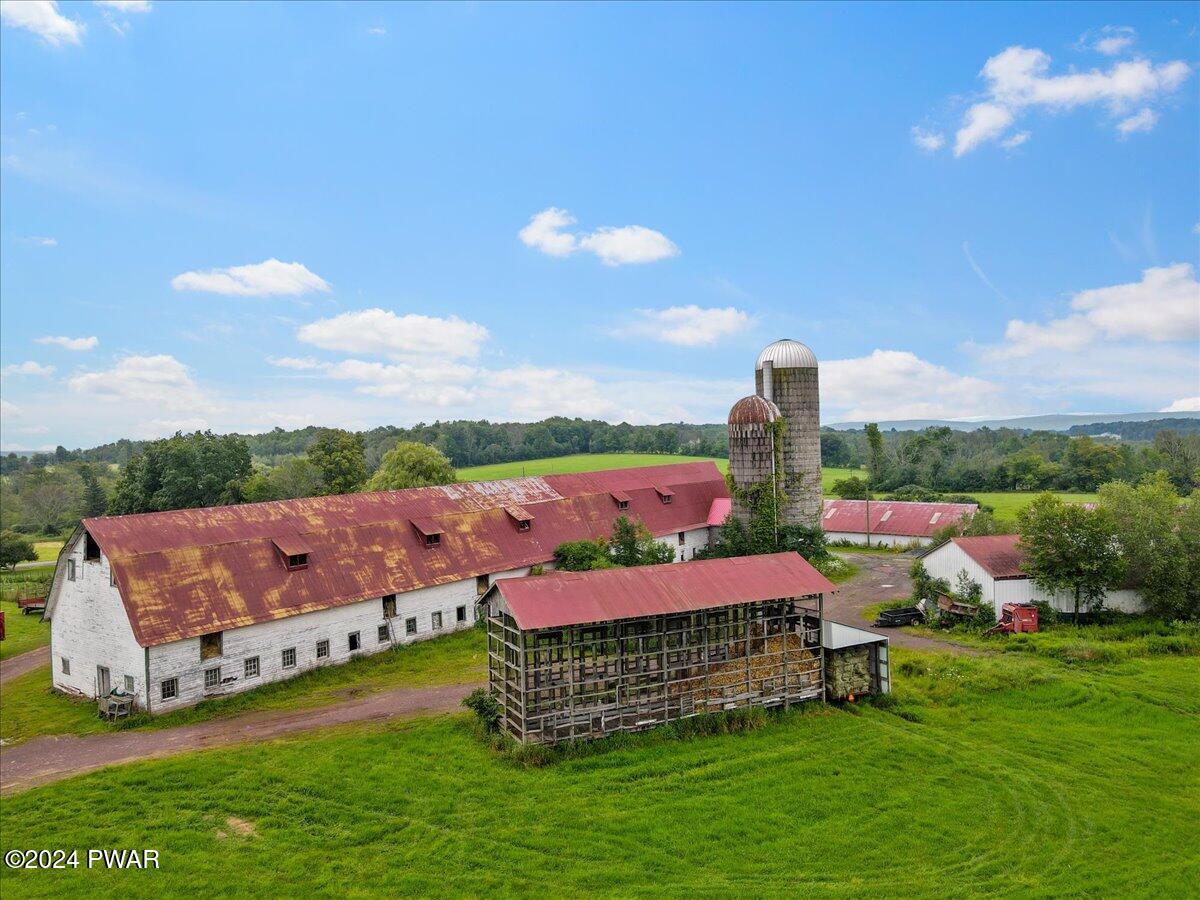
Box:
463;688;501;733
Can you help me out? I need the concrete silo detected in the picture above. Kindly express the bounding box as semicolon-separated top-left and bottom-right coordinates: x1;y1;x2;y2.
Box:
727;394;783;525
753;339;822;528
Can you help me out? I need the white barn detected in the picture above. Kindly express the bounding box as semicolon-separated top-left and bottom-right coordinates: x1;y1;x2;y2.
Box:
44;462;727;714
920;535;1146;620
821;499;978;548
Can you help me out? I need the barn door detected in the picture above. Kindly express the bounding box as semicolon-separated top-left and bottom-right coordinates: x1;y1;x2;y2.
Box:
96;665;111;698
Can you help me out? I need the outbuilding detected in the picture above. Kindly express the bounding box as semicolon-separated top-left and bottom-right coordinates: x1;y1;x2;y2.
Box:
480;552;890;744
821;499;978;548
920;535;1146;620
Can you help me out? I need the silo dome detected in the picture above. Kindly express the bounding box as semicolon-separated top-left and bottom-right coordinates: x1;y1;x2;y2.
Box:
755;338;818;370
728;394;781;425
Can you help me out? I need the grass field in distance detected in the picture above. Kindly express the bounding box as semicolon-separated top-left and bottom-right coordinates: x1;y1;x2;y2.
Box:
2;623;1196;896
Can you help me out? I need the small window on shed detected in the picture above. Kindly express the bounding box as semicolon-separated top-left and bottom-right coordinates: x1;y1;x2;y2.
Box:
124;674;135;693
432;611;443;631
476;574;489;596
200;631;223;661
204;667;221;691
425;533;441;547
405;617;417;636
282;647;297;668
67;559;76;581
61;657;70;675
244;656;260;678
84;532;101;561
378;624;390;643
348;632;361;652
619;499;630;510
286;553;308;570
382;594;397;618
456;605;467;623
161;678;177;701
316;639;330;659
678;531;686;545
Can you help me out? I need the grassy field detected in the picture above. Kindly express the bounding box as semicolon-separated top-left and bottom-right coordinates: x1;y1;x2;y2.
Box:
0;600;50;661
972;490;1099;524
1;624;1196;896
33;540;64;562
0;627;485;747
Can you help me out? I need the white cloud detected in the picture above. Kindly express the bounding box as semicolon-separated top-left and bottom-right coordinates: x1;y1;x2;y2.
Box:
822;350;1006;421
618;306;751;347
519;207;679;266
171;258;331;297
1117;108;1158;136
268;356;325;370
67;355;209;411
954;103;1014;156
36;335;98;350
366;25;386;35
984;264;1200;360
297;309;489;360
937;44;1190;155
1;0;83;46
30;236;57;246
910;127;945;152
578;226;679;266
0;398;21;419
2;361;55;376
130;418;210;440
1162;397;1200;413
1001;131;1030;150
94;1;151;10
1086;26;1136;57
518;208;578;257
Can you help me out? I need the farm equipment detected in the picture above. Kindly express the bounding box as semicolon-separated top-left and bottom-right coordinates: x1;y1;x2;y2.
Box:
985;603;1039;635
936;593;980;620
17;596;47;616
873;605;924;627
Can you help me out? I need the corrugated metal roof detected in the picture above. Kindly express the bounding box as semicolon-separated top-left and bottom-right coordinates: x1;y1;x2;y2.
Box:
270;535;311;557
728;394;781;425
706;497;732;526
493;552;835;630
951;535;1026;579
756;338;818;370
822;499;977;538
82;462;728;647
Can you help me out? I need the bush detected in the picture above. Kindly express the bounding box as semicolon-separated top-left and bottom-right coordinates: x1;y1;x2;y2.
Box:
463;688;501;733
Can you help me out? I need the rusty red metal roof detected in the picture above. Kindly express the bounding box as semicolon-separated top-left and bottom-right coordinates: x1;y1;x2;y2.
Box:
951;535;1026;579
492;551;835;630
82;461;728;647
728;394;780;425
821;499;977;538
706;497;732;526
270;535;311;557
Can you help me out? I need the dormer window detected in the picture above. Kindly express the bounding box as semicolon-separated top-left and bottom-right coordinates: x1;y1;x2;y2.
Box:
411;518;445;548
505;505;534;533
654;486;674;505
272;536;312;571
610;491;631;511
84;532;101;562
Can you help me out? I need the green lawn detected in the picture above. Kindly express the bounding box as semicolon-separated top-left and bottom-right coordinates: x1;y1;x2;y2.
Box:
0;628;486;747
972;490;1098;525
0;600;50;661
33;540;64;562
2;625;1196;896
457;453;729;481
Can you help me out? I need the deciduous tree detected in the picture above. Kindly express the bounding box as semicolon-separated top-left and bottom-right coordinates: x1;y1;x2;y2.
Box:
366;442;456;491
306;429;367;495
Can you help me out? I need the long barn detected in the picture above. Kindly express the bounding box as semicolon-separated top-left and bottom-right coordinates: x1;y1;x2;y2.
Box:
44;462;728;713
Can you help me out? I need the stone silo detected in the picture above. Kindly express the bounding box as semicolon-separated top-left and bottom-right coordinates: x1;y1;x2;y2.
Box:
753;339;822;528
727;394;782;525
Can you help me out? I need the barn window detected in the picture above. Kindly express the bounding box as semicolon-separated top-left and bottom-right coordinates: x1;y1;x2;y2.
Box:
124;675;134;693
244;656;260;678
204;667;221;690
678;531;686;545
161;678;177;700
67;559;76;581
84;532;101;561
610;491;631;510
619;499;630;510
425;533;441;547
348;632;361;652
281;647;296;668
286;553;308;570
456;605;467;623
378;624;390;643
61;657;70;675
405;617;417;635
518;519;531;532
316;639;330;659
654;486;674;505
382;594;397;618
200;632;222;661
432;611;443;631
476;574;489;596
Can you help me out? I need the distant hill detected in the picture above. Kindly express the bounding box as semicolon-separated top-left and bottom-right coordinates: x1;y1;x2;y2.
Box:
826;412;1200;432
1066;418;1200;440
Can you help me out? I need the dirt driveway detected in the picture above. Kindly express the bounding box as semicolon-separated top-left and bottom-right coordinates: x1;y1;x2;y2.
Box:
826;551;980;655
0;646;50;685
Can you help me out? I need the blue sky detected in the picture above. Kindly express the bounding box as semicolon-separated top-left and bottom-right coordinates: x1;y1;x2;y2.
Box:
1;1;1197;450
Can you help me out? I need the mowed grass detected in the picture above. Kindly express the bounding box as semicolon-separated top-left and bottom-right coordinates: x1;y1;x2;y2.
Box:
973;490;1098;525
2;631;1197;897
33;540;64;562
0;601;50;661
0;628;486;747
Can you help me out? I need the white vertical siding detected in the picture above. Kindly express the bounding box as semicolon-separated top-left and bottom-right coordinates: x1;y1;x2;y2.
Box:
826;532;932;548
47;533;146;704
